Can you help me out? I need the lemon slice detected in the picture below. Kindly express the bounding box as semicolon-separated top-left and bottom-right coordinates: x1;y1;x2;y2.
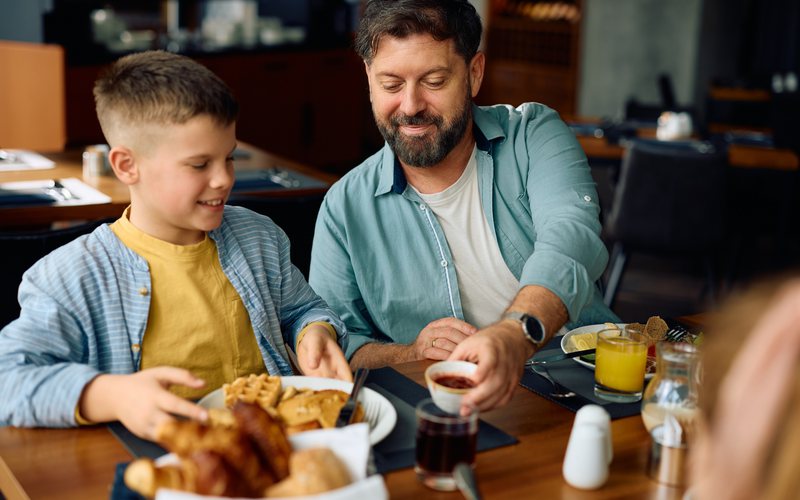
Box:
568;332;597;351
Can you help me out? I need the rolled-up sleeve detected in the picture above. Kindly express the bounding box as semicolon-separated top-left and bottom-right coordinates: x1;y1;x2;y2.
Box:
519;109;609;322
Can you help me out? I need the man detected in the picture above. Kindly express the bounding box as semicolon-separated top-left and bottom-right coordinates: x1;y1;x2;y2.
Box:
310;0;618;413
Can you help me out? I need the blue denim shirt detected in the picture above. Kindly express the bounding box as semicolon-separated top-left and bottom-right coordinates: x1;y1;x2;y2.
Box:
310;103;618;358
0;205;346;427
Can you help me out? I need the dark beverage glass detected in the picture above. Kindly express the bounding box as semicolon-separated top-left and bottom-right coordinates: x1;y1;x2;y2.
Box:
414;398;478;491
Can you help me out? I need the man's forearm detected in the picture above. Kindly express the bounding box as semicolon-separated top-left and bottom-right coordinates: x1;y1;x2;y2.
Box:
506;284;569;344
350;342;416;369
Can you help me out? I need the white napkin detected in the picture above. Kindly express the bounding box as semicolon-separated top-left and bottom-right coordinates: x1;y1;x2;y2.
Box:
155;423;387;500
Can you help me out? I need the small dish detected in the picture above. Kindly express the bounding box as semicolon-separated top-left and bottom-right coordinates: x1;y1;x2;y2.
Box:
424;360;478;414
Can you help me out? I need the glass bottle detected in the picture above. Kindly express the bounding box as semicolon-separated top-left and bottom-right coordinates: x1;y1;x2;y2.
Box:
640;341;700;432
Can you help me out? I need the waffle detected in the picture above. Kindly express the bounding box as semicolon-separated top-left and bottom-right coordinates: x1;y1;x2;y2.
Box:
223;373;281;411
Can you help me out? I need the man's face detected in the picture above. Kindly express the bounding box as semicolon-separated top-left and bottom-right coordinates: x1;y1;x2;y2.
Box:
365;34;484;168
126;115;237;245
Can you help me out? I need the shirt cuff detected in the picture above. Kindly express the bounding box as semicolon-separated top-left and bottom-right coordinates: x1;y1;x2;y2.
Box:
295;321;338;351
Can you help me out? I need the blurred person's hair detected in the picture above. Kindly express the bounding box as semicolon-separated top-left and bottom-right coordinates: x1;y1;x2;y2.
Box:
93;50;238;147
703;273;800;499
354;0;483;66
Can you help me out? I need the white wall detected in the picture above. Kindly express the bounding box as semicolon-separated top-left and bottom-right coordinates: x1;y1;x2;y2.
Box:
577;0;703;118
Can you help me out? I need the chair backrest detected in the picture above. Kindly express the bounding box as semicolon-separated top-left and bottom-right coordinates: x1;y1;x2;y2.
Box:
0;218;114;328
0;40;66;152
604;140;728;254
227;194;325;279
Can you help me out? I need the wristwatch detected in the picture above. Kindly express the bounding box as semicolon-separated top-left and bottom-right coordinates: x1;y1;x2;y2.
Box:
502;311;547;346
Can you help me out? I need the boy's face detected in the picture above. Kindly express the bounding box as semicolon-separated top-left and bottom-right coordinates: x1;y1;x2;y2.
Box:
126;115;237;245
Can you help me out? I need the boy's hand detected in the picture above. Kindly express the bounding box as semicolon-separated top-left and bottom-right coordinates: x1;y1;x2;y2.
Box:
80;367;208;440
296;326;353;382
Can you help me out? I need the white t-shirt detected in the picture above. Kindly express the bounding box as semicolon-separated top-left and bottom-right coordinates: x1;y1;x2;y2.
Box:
414;146;520;328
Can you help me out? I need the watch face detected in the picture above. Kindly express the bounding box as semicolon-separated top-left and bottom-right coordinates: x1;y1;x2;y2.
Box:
524;316;546;343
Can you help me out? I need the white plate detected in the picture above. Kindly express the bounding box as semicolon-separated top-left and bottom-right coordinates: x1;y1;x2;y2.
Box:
197;376;397;445
560;323;655;379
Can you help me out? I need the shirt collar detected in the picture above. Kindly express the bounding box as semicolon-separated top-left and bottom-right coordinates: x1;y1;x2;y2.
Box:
375;104;506;197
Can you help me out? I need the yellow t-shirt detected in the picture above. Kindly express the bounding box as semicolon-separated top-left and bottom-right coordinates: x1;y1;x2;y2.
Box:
110;210;265;400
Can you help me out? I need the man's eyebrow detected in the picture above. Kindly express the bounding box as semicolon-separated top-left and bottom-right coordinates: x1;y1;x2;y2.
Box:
375;67;451;79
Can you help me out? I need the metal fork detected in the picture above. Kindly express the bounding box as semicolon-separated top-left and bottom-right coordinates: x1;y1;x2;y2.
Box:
664;326;689;342
530;364;576;398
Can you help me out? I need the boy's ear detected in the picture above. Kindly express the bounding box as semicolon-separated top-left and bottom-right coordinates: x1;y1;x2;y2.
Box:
108;146;138;185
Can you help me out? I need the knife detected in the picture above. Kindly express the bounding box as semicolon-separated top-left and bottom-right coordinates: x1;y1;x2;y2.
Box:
335;367;369;427
526;348;596;365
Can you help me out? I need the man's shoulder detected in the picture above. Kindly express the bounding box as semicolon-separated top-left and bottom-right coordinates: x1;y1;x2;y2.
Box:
324;147;387;205
476;102;560;126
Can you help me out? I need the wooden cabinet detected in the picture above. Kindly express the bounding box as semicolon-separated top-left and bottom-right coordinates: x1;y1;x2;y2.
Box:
479;1;582;115
64;48;372;174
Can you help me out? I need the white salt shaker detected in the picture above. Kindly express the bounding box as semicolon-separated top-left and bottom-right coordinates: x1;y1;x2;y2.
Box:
575;405;613;464
562;422;609;490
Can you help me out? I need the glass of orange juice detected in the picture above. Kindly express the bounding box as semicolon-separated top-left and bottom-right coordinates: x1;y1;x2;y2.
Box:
593;327;648;403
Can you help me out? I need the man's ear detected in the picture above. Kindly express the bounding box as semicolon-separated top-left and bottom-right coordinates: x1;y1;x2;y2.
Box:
108;146;138;185
469;52;485;98
364;60;373;102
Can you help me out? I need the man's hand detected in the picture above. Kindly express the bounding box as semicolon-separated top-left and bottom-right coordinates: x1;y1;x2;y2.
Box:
79;367;208;440
449;320;534;414
413;317;478;361
296;326;353;382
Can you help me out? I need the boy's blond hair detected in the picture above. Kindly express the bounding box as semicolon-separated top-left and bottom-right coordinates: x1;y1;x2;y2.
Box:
93;50;238;148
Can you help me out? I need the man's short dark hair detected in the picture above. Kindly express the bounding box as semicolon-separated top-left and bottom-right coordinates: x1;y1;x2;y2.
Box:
355;0;483;65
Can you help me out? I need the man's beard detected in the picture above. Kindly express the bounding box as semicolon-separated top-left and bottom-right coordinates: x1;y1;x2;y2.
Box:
375;94;472;168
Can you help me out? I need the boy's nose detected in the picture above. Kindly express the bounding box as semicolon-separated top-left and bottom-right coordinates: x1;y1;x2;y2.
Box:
210;164;234;190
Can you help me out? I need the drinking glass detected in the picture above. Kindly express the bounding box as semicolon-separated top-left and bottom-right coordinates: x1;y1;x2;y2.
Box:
594;327;648;403
415;398;478;491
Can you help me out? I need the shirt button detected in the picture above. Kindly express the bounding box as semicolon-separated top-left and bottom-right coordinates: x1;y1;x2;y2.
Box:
583;195;592;202
440;259;448;267
419;204;427;211
138;287;149;296
131;343;141;353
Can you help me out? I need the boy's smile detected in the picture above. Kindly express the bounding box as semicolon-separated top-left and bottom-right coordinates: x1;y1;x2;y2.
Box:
125;114;237;245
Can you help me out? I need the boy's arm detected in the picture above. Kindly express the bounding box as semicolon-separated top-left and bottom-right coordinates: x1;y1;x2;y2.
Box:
0;272;102;428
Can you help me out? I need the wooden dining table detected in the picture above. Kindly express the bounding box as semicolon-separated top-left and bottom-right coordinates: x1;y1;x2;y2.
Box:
571;120;799;172
0;143;338;230
0;309;708;500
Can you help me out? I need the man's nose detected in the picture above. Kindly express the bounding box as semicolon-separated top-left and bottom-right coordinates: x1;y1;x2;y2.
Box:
398;85;426;117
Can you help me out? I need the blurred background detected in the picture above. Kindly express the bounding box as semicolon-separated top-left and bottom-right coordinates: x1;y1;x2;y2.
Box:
1;0;798;321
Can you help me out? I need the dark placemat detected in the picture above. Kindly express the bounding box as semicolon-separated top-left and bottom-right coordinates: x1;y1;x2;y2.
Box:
108;421;168;459
366;367;518;474
0;187;57;206
520;338;642;420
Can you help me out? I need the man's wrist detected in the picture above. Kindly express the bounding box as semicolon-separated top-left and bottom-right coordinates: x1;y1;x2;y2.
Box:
499;318;538;358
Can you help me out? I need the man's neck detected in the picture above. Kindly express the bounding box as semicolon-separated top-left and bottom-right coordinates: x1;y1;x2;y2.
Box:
401;127;476;194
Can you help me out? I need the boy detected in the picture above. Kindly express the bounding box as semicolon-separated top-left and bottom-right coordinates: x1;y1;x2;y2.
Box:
0;51;350;440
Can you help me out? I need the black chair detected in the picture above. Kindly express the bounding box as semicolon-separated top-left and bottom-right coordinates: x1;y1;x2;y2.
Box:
0;217;115;328
227;194;325;279
602;140;728;310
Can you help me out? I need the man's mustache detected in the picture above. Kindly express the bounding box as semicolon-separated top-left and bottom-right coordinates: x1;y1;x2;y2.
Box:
390;112;443;127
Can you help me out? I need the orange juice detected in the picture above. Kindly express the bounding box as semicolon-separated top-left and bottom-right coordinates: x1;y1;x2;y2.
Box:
595;332;647;393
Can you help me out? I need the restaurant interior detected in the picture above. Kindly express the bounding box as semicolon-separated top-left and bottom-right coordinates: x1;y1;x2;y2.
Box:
2;0;798;327
0;1;799;498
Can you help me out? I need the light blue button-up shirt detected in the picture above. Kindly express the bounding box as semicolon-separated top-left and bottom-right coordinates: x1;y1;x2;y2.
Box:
0;205;346;427
310;103;618;358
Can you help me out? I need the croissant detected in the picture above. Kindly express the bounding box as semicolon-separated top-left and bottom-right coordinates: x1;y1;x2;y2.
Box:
265;448;351;497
